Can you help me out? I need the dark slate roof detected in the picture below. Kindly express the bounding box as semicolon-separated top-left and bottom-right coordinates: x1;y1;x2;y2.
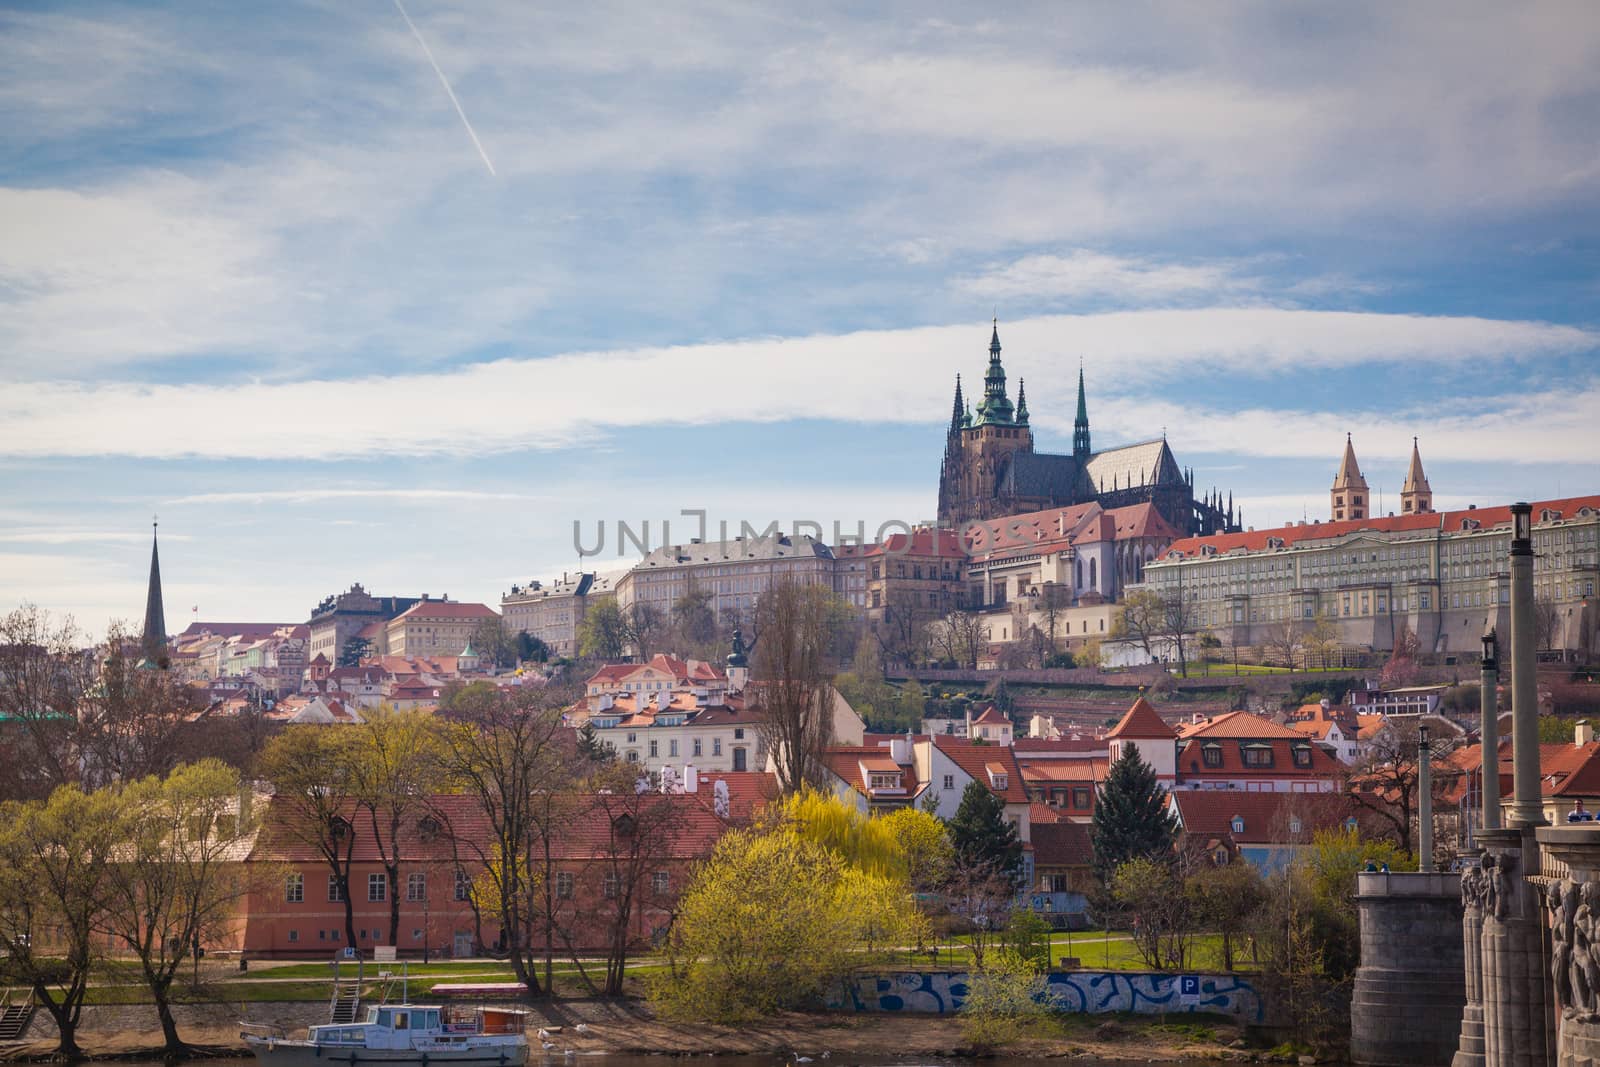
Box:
1084;438;1186;494
997;452;1094;502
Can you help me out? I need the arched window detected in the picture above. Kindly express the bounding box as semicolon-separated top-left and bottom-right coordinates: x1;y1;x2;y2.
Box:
1089;558;1098;590
1076;559;1084;587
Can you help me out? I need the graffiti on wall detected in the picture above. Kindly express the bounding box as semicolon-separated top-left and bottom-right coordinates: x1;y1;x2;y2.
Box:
830;970;1263;1022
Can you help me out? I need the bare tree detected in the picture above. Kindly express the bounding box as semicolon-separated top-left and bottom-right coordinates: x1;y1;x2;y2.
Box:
436;683;577;999
753;579;837;793
935;608;986;670
0;604;93;797
876;591;934;670
1114;588;1200;676
258;726;363;948
1265;618;1307;670
1534;595;1562;652
1345;718;1454;859
1303;612;1343;670
626;601;667;660
76;622;205;789
942;855;1016;967
1038;582;1071;663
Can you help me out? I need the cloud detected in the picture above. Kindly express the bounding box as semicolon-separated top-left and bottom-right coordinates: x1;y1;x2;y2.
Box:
161;489;550;506
1;309;1593;460
956;250;1263;303
0;530;191;545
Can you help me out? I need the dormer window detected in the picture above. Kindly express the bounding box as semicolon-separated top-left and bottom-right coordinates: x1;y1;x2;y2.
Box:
1292;745;1313;768
1202;743;1223;768
1289;816;1303;834
1242;743;1274;767
1230;816;1245;834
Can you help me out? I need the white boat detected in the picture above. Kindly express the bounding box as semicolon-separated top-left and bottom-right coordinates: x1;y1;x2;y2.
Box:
243;1003;531;1067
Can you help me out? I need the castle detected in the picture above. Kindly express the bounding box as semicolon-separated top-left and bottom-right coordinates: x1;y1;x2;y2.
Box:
936;323;1236;536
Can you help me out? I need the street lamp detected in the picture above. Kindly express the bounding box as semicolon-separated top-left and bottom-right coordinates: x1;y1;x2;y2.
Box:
1418;723;1433;873
1480;627;1500;832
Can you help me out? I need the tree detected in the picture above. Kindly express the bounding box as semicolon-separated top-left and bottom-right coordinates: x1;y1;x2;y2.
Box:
515;632;551;663
577;599;631;661
469;617;519;669
76;624;207;790
625;601;667;660
1077;636;1105;671
935;609;986;670
752;580;838;793
1380;625;1421;688
833;636;902;732
944;852;1018;966
1534;595;1561;651
947;781;1022;878
0;785;123;1058
258;726;363;948
1112;589;1199;677
1347;718;1434;857
877;591;935;670
0;604;93;798
1195;630;1221;676
1304;612;1342;670
879;806;953;893
652;823;917;1021
776;789;907;879
350;708;446;946
1112;857;1192;970
1265;618;1307;670
573;770;686;996
437;683;576;999
97;761;265;1056
338;635;373;668
1037;582;1072;665
960;948;1049;1051
1187;860;1266;971
671;581;718;655
575;720;615;762
1090;745;1178;885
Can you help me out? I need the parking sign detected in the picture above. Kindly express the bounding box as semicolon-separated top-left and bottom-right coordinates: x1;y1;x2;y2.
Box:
1179;975;1201;1003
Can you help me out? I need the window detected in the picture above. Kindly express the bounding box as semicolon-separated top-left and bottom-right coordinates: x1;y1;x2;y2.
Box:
712;738;722;756
1289;816;1303;834
288;929;299;943
734;728;745;740
331;928;341;942
693;738;702;757
555;872;574;899
1072;787;1092;809
328;875;346;902
1231;816;1245;834
668;739;679;758
652;871;670;894
1202;744;1223;768
1293;746;1312;768
649;739;659;758
943;774;955;790
1242;745;1274;768
286;873;304;903
407;874;427;902
603;874;618;899
369;874;387;902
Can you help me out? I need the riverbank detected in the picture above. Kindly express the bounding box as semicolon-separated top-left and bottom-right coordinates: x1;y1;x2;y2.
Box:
0;999;1269;1063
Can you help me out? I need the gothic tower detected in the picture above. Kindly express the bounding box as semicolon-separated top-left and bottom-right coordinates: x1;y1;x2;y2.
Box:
1331;433;1370;522
936;321;1033;525
1073;363;1091;460
140;522;169;669
1400;436;1434;515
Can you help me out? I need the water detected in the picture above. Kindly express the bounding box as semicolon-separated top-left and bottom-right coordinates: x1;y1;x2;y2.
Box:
127;1057;1198;1067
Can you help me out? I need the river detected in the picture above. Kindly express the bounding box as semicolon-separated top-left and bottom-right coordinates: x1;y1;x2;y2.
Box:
121;1058;1203;1067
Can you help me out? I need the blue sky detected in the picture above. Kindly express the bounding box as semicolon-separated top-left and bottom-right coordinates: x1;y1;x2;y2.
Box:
2;1;1598;632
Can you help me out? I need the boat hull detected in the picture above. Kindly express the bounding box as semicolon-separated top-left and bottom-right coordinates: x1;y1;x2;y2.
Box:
244;1037;529;1067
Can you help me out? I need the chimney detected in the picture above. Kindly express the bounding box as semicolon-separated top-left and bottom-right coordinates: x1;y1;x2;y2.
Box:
1577;720;1593;747
599;693;613;711
420;593;430;601
656;690;671;712
890;735;912;765
683;764;698;793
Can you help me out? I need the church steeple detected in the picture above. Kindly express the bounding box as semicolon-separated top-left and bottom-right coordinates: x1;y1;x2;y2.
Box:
140;522;168;669
972;318;1015;426
1015;378;1029;425
950;374;965;433
1331;433;1370;522
1400;436;1433;515
1072;363;1091;460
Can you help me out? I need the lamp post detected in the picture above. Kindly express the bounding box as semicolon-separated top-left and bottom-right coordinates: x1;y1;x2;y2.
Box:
1508;503;1547;828
1480;627;1501;832
1418;723;1433;873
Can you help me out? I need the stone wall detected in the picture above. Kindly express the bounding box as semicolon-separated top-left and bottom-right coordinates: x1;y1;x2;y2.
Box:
1352;871;1466;1067
830;970;1264;1022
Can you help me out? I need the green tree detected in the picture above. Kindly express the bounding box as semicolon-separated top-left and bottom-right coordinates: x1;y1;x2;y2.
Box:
1187;861;1266;971
879;806;953;892
338;634;373;668
577;598;631;661
1111;857;1192;970
671;581;718;654
960;948;1049;1051
350;708;446;946
947;781;1022;878
753;580;839;792
575;720;615;762
97;761;266;1056
1090;745;1178;885
0;785;123;1059
258;726;364;948
469;616;519;669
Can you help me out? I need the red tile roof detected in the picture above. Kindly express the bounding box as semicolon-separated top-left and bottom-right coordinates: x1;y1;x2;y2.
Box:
1179;711;1306;740
392;600;499;622
1016;756;1108;784
1161;494;1600;559
1107;696;1177;740
1031;820;1093;868
971;705;1010;726
1171;790;1356;845
932;736;1029;803
1175;737;1347;779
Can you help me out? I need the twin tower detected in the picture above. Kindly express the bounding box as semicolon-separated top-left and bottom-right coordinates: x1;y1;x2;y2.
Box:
1331;433;1434;522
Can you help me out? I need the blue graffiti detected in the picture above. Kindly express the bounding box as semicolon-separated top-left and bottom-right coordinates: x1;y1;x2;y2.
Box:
830;970;1263;1023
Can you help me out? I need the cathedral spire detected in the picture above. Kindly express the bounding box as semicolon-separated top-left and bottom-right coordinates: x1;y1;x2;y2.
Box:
1072;362;1091;460
141;521;168;669
1015;377;1029;425
950;374;964;432
1331;432;1370;521
1400;435;1434;515
972;320;1015;426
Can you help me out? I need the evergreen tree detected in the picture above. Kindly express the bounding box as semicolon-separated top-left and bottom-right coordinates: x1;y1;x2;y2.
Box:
1090;745;1178;884
948;781;1022;878
576;720;614;763
339;635;372;667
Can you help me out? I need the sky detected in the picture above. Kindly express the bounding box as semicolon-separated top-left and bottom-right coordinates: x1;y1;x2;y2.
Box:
2;1;1599;635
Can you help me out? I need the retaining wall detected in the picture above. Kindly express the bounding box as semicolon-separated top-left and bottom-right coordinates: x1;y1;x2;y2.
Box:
830;970;1264;1022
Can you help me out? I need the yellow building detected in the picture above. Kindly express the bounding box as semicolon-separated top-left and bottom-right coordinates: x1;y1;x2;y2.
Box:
384;598;498;657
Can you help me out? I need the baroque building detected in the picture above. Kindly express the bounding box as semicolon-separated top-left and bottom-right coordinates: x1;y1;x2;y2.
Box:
936;323;1234;536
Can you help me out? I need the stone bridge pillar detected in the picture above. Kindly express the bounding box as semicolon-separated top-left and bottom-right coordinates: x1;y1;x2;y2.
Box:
1455;853;1488;1067
1353;870;1466;1067
1535;827;1600;1067
1479;827;1553;1067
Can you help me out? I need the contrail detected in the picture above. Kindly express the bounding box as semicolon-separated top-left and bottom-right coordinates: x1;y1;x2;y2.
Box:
392;0;496;176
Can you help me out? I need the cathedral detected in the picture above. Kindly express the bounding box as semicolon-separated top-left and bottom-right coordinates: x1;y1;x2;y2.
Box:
936;323;1237;537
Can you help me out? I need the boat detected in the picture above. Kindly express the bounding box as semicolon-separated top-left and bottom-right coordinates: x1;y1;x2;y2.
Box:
242;1003;531;1067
